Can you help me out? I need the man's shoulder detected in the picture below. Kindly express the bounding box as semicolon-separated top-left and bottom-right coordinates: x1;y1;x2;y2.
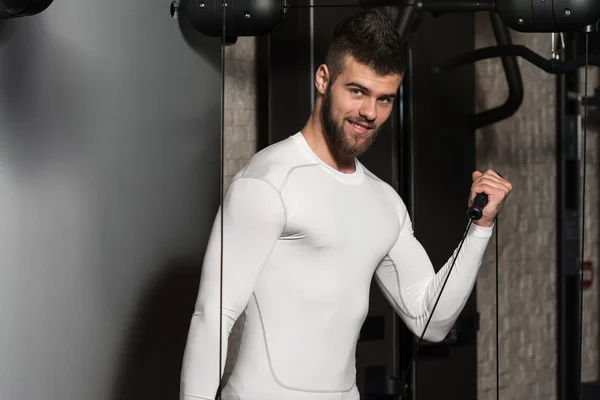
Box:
359;161;408;211
233;133;308;190
360;162;396;194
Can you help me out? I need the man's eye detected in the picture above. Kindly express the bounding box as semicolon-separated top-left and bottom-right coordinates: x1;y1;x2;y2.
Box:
352;89;362;95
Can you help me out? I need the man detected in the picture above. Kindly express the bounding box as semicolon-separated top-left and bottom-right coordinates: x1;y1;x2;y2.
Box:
180;9;512;400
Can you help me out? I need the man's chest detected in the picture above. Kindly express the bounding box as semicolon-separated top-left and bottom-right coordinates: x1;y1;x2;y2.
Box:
282;184;401;261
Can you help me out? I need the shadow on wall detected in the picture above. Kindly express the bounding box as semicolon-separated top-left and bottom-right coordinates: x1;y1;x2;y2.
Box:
111;255;204;400
0;17;52;173
110;255;245;400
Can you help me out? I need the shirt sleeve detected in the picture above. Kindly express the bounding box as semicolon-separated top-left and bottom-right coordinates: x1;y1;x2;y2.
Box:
374;197;492;343
180;176;286;400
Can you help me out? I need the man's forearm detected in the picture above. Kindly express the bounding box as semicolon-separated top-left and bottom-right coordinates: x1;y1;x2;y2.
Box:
376;222;493;342
180;306;237;400
418;222;492;337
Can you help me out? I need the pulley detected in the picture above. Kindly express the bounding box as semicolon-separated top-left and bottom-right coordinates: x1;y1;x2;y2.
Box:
0;0;55;18
494;0;600;32
174;0;600;37
171;0;287;38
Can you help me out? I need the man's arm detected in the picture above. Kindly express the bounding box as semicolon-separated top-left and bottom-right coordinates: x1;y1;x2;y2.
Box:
374;200;492;343
180;176;286;400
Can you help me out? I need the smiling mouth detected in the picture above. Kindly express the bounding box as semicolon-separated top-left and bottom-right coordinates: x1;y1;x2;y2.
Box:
347;120;373;134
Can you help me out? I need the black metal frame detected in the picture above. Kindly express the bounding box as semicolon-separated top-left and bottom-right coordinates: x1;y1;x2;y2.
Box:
396;36;416;400
555;31;583;400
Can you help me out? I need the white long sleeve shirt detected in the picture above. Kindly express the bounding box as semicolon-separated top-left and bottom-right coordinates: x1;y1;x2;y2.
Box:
180;132;492;400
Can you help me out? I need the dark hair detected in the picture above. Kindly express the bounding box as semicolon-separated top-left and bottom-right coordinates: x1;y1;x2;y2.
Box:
325;9;406;83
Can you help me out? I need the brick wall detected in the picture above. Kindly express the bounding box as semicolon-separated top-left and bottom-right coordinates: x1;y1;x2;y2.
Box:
223;37;259;189
220;21;600;397
222;36;258;382
581;68;600;384
474;13;599;399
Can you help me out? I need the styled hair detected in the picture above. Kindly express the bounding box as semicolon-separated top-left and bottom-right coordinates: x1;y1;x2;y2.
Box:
325;9;406;83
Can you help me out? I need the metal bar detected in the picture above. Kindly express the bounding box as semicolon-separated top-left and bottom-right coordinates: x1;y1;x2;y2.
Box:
556;31;582;400
396;40;416;400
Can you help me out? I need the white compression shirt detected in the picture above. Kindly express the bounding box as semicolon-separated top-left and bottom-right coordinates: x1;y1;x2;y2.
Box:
180;132;493;400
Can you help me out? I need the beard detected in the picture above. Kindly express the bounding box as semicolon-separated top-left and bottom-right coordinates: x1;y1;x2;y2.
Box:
321;86;381;158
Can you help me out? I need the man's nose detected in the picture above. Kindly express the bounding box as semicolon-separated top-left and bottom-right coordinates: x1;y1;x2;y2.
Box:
359;99;377;121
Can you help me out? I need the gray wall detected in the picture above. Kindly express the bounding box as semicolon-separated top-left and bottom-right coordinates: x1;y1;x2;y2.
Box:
0;1;223;399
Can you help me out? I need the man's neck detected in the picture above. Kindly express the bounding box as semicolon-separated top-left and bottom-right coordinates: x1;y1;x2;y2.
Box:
301;114;355;174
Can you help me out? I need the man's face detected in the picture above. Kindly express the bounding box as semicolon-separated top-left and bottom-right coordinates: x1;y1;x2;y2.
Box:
319;56;402;158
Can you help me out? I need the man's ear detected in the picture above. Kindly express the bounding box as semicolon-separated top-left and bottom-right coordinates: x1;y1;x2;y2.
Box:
315;64;330;95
